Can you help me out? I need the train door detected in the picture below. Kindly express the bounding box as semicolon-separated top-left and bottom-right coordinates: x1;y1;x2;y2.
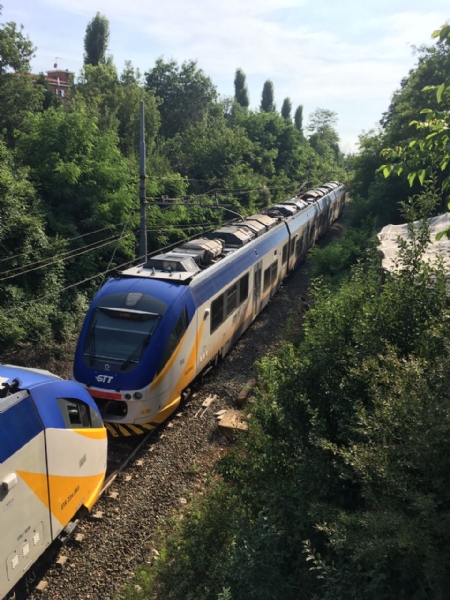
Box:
0;392;51;598
253;261;262;318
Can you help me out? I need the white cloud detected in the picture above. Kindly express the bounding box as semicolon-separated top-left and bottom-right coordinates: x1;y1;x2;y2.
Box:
5;0;449;148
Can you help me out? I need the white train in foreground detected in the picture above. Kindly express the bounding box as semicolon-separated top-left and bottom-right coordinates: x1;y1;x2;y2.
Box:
0;366;107;599
73;182;345;436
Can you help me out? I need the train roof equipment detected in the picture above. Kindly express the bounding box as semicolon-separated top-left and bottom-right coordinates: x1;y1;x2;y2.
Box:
120;184;344;286
266;204;297;218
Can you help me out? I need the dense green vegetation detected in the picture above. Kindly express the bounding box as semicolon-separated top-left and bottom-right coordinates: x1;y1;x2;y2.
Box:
6;8;450;598
119;25;450;600
0;7;346;352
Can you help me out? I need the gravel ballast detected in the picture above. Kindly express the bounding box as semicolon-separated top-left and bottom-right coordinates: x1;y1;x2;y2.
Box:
20;220;343;599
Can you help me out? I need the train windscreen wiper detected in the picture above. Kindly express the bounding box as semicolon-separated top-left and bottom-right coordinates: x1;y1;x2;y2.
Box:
120;316;161;371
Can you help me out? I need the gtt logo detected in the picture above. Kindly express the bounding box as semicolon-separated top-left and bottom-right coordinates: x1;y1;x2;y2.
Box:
96;374;114;383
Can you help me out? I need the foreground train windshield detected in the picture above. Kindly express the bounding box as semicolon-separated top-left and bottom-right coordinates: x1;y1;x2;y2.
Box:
83;292;166;374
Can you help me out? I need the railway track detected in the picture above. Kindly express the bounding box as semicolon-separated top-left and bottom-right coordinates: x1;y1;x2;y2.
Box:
17;217;345;600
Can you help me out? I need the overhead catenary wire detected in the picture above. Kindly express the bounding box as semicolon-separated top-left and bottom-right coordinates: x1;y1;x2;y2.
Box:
0;234;126;283
0;181;310;282
0;222;132;266
0;255;139;316
0;232;126;278
144;181;302;204
101;211;135;284
146;221;220;231
1;215;248;315
0;181;309;270
0;221;222;282
0;180;322;313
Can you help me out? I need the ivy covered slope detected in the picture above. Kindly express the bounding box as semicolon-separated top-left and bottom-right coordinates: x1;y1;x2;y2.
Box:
121;25;450;600
0;9;346;353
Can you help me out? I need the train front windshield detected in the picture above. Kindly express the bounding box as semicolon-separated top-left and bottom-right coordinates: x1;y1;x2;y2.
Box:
83;292;167;374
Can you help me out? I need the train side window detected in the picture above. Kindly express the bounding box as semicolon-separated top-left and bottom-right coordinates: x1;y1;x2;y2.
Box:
282;244;288;264
157;307;188;374
239;273;249;304
57;398;91;429
211;294;224;333
263;267;271;292
290;238;296;255
296;238;302;257
226;284;238;317
271;260;278;284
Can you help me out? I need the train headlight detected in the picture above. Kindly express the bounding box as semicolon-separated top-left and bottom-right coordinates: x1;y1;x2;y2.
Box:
124;393;132;400
134;392;143;400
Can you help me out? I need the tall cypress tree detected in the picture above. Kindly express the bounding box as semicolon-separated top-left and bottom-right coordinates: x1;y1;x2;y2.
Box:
84;12;110;66
281;97;292;120
234;68;249;108
294;104;303;133
260;80;275;112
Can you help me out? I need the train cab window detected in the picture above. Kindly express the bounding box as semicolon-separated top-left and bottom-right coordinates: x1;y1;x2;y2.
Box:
263;267;271;292
211;294;224;333
239;273;249;304
226;284;238;317
57;398;98;429
156;307;188;374
282;244;288;265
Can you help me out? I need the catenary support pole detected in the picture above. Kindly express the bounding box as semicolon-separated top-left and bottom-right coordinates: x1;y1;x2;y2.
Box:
139;101;147;264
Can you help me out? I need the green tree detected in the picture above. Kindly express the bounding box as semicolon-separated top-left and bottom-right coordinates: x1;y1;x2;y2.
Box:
16;106;136;235
307;108;343;174
0;6;35;74
83;12;110;66
307;107;338;134
0;10;45;145
75;61;160;156
143;205;450;600
380;33;450;145
0;139;48;284
294;104;303;133
34;73;61;110
145;58;217;138
0;139;91;348
165;109;260;209
234;68;249;108
281;97;292;120
260;79;275;112
379;26;450;219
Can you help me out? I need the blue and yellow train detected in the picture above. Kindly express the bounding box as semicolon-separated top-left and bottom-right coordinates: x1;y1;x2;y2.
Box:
0;365;107;599
73;182;345;436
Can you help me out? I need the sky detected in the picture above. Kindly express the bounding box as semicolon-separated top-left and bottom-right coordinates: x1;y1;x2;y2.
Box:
2;0;449;153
